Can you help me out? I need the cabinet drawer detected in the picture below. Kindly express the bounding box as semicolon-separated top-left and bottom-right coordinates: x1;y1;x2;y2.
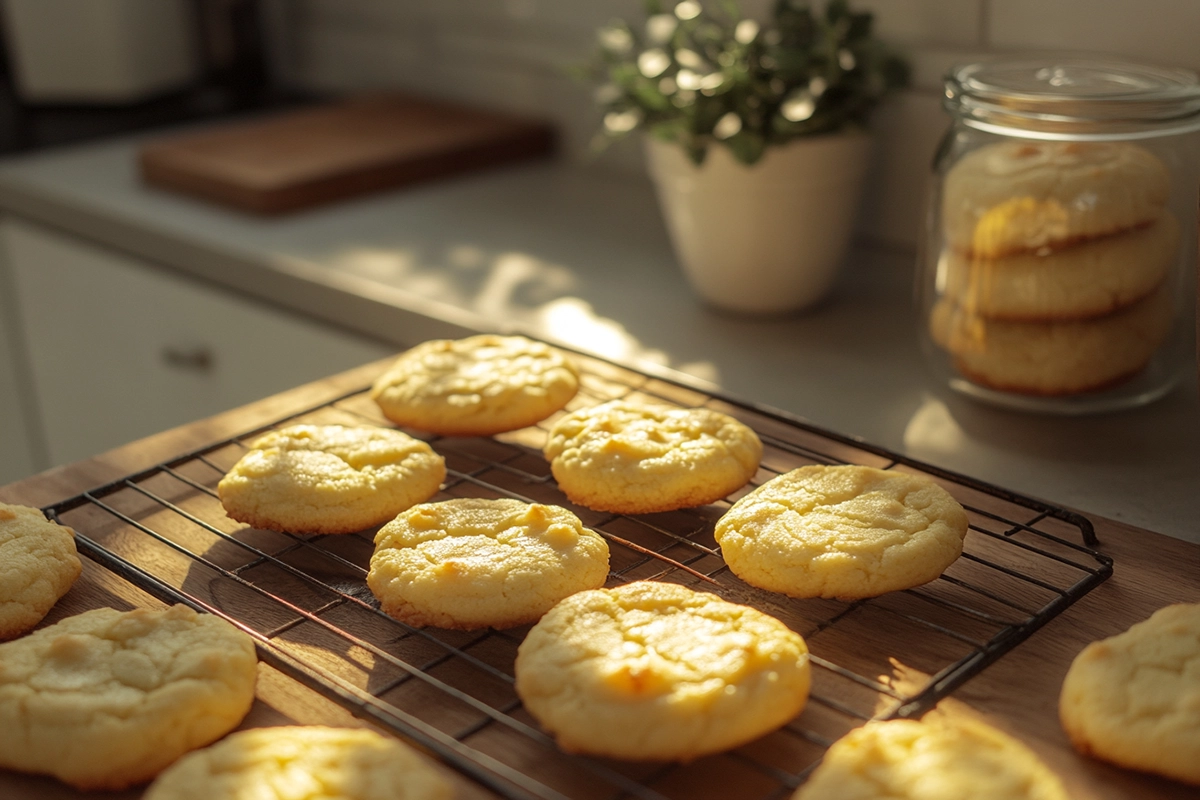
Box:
2;217;395;466
0;276;37;483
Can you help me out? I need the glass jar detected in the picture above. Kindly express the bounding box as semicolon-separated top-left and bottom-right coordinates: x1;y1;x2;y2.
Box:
917;56;1200;413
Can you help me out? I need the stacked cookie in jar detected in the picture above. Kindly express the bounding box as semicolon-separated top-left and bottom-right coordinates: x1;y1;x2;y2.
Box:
919;57;1200;413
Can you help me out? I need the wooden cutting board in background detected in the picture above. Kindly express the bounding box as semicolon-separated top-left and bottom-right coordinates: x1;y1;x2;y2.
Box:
138;93;556;215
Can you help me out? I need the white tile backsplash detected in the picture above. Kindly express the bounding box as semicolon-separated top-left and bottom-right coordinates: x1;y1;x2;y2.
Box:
907;47;993;92
425;0;648;36
295;25;434;92
856;0;983;47
296;0;428;35
856;91;947;247
989;0;1200;72
436;21;593;75
282;0;1200;250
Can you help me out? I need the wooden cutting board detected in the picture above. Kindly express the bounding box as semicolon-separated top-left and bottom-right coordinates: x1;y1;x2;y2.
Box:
138;93;556;215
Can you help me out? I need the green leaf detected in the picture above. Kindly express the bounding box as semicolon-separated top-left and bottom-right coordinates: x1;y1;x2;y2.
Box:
774;3;816;47
765;47;812;82
630;78;673;110
574;0;908;160
824;0;849;23
610;63;642;88
650;119;687;142
723;130;767;164
845;12;873;41
881;55;911;89
773;0;810;19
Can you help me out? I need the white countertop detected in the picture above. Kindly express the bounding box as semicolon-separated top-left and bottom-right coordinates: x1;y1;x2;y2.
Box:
1;133;1197;543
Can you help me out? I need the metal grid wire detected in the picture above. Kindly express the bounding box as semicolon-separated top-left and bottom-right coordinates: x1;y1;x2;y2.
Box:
44;354;1112;800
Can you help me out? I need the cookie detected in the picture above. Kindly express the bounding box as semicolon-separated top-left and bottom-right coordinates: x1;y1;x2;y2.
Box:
943;212;1179;321
942;140;1170;258
218;424;445;534
543;401;763;514
514;580;811;761
793;716;1069;800
1059;603;1200;786
714;465;969;600
0;502;81;640
0;605;258;790
929;283;1173;396
367;497;610;630
143;725;453;800
371;334;580;436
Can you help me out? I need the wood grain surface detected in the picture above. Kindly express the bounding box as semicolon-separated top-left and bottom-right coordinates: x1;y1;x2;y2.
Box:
1;357;1197;800
139;94;555;214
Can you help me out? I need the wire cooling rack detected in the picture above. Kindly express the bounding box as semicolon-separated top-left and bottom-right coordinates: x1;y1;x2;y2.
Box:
44;353;1112;800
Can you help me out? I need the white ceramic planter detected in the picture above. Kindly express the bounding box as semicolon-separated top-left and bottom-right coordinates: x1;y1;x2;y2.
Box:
645;131;872;314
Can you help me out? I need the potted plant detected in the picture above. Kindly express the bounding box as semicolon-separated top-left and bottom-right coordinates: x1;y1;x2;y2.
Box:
585;0;908;314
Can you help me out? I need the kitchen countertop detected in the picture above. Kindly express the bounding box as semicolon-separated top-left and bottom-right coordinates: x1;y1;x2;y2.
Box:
0;132;1197;542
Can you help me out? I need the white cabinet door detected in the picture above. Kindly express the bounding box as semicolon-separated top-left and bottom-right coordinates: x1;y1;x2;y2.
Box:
2;217;396;467
0;256;39;484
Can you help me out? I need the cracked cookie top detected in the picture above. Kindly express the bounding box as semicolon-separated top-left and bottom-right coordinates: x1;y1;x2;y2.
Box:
0;605;257;790
217;424;445;534
715;465;969;600
144;726;452;800
514;580;810;761
1059;602;1200;786
367;497;610;630
371;335;580;436
0;502;81;640
543;401;762;514
794;716;1069;800
942;140;1170;258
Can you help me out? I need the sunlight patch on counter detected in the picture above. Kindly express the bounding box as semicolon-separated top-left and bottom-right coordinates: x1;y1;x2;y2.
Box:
329;246;467;305
539;297;668;366
902;393;965;456
473;252;576;318
333;247;417;280
676;360;720;384
446;244;487;270
324;245;721;385
328;245;581;313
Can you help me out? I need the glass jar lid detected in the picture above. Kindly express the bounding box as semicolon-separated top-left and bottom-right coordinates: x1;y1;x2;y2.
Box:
945;55;1200;139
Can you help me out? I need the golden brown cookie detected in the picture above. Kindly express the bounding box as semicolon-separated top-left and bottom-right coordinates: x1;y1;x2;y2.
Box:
942;140;1170;258
543;401;763;514
943;212;1179;321
0;502;81;641
1059;603;1200;786
367;497;610;630
143;726;453;800
371;334;580;436
714;465;969;600
930;283;1173;396
0;605;258;790
514;580;811;761
793;716;1069;800
218;424;445;534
